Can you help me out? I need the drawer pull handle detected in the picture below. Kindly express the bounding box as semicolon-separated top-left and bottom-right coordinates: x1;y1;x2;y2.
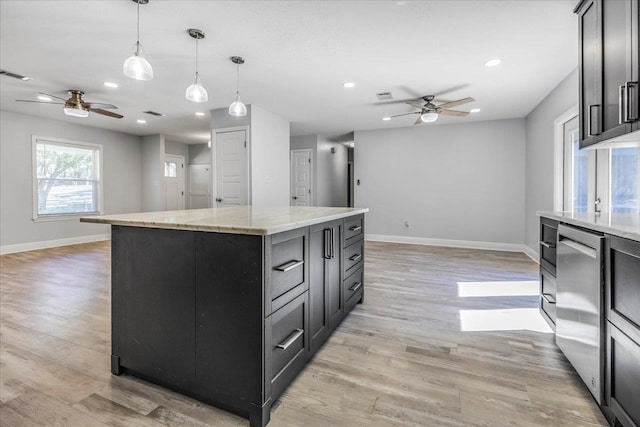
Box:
349;281;362;292
275;260;304;272
540;241;556;249
276;328;304;350
349;225;362;232
542;293;556;304
349;253;362;262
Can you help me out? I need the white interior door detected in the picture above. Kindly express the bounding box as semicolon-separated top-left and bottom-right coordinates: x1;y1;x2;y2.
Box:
290;149;312;206
163;154;185;211
189;164;211;209
215;130;248;206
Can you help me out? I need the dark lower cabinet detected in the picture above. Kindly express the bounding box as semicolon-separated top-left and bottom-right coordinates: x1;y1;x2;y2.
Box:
606;322;640;427
309;220;342;354
110;214;365;427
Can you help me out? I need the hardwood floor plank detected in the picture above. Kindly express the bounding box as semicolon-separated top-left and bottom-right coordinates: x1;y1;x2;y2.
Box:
0;240;608;426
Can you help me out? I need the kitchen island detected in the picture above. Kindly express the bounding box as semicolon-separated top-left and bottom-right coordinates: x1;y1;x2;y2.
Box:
81;206;368;427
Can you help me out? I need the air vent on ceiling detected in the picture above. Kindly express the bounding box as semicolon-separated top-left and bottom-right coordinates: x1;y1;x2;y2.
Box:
376;92;393;101
0;69;31;81
143;110;165;117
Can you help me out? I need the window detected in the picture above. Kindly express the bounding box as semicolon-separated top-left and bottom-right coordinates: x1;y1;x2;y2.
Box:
610;147;639;214
562;115;594;213
32;137;103;220
164;161;177;177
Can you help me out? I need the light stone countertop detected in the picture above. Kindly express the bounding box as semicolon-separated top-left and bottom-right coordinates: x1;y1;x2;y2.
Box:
81;206;368;236
537;211;640;242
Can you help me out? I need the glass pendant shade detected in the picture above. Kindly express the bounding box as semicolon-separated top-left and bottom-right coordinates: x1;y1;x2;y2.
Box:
123;42;153;81
63;107;89;118
185;73;208;102
228;93;247;116
421;112;439;123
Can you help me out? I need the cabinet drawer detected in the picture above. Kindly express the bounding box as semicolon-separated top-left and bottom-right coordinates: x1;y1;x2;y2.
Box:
269;230;306;301
344;215;364;246
344;267;363;305
540;218;558;274
606;322;640;427
541;294;556;325
540;267;557;303
344;240;364;274
268;291;308;401
608;236;640;332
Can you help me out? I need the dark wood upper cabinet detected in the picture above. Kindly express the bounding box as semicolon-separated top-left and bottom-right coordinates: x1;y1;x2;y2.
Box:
576;0;639;148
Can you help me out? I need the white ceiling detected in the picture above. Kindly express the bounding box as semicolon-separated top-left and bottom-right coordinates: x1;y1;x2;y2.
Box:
0;0;577;144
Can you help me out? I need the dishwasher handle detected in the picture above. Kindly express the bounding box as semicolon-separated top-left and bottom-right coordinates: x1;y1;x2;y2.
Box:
558;236;597;259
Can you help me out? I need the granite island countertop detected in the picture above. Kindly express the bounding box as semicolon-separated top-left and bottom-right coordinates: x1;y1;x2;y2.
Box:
81;206;369;236
538;211;640;242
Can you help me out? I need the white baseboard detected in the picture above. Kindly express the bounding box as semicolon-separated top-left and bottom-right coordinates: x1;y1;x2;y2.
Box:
364;234;528;254
0;233;111;255
522;246;539;264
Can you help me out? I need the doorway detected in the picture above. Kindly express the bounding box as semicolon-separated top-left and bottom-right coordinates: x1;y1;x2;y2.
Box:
290;149;312;206
214;128;249;206
163;154;185;211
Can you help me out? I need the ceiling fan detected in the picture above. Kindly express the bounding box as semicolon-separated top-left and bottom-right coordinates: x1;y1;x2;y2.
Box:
16;90;123;119
390;95;475;124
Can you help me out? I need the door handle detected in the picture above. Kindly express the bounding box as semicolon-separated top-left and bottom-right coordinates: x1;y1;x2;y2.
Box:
274;260;304;272
626;82;638;122
329;227;335;259
276;328;304;350
324;228;331;259
558;236;597;259
588;104;600;136
620;84;626;124
292;196;298;200
215;197;223;203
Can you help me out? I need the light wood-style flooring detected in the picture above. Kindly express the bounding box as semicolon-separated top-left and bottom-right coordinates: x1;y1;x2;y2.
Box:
0;241;608;426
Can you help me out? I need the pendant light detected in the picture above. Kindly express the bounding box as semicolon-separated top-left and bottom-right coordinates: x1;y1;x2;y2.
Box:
123;0;153;81
185;29;208;103
228;56;247;117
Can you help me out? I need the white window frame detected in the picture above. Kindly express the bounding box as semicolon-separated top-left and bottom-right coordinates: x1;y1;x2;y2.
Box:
32;135;104;222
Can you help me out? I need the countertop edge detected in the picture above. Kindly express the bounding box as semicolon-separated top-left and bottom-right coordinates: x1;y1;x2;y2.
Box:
537;211;640;242
80;208;369;236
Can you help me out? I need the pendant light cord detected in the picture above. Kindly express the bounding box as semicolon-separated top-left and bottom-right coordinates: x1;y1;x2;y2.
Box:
236;63;240;96
195;38;199;76
135;0;141;53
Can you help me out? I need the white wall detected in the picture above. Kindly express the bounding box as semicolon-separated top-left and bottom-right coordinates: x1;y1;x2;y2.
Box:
524;69;578;254
189;143;211;165
250;105;290;207
0;110;142;250
354;119;526;247
141;134;165;212
316;136;348;207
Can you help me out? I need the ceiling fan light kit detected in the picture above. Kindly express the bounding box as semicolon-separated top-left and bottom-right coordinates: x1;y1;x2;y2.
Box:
185;29;208;103
420;112;438;123
123;0;153;81
228;56;247;117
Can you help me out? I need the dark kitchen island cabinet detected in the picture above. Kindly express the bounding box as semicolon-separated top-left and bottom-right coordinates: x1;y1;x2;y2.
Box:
82;206;367;427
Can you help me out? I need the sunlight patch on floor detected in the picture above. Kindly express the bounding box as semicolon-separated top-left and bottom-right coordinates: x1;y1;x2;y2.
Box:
459;308;553;333
457;280;539;297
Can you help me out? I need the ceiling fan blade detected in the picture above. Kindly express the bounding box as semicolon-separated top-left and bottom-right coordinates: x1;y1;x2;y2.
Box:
439;109;469;117
406;102;427;110
438;97;474;110
414;116;423;125
90;108;123;119
85;102;117;109
390;112;420;118
38;92;67;101
16;99;64;104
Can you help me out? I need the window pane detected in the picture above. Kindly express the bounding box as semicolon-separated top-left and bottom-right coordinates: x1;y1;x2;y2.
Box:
573;139;589;213
37;179;97;215
37;143;94;180
164;162;177;177
611;147;639;214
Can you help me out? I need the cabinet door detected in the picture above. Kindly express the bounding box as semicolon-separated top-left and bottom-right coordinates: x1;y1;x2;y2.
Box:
327;222;344;330
309;225;329;353
601;0;635;140
578;0;602;148
606;322;640;427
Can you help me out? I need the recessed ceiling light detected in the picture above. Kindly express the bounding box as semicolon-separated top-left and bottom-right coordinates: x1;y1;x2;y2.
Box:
137;119;147;124
195;112;206;116
470;108;481;113
37;95;52;102
343;82;356;88
484;59;501;67
103;81;119;88
382;116;391;121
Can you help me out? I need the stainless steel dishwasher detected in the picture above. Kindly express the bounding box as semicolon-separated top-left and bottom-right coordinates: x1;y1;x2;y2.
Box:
556;224;604;404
